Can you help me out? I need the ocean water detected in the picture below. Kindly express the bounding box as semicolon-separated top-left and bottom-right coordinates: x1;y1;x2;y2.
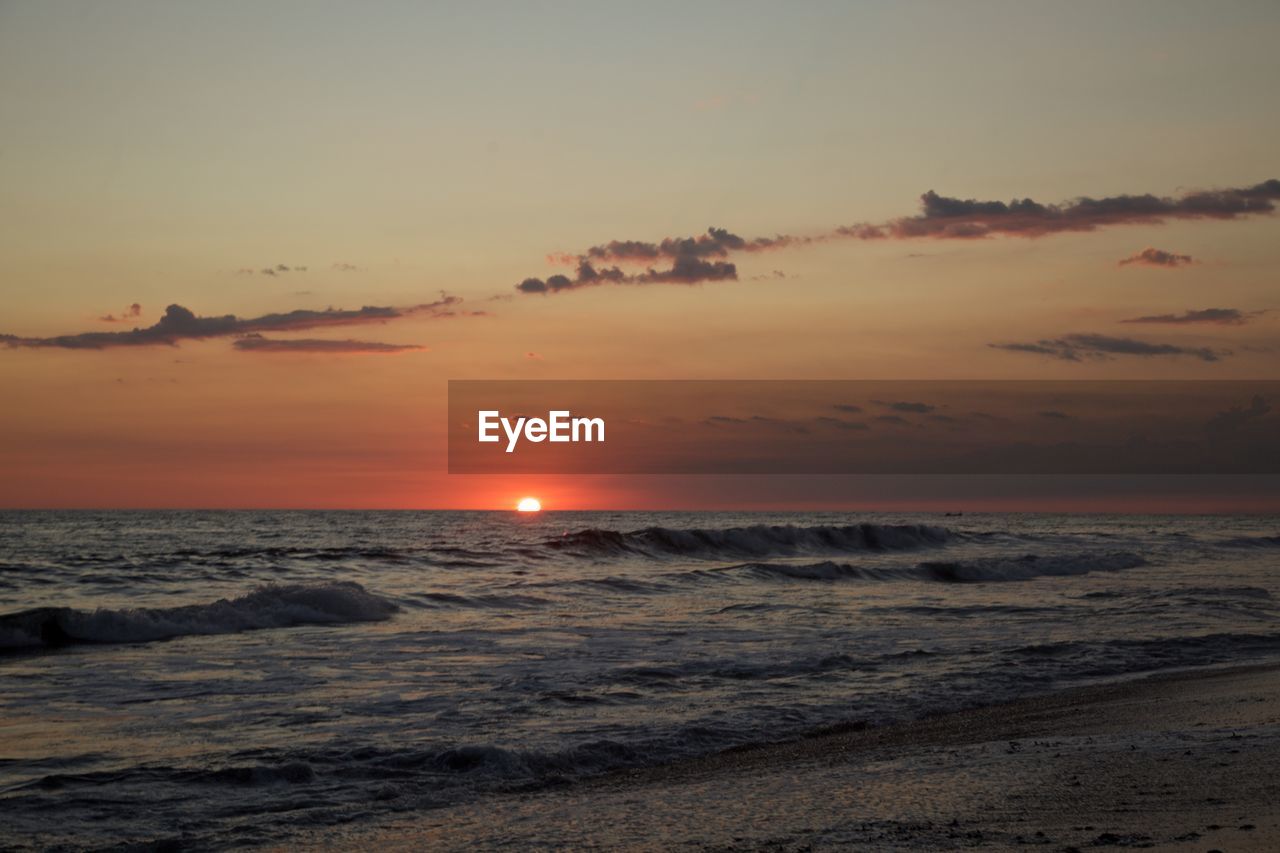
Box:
1;510;1278;849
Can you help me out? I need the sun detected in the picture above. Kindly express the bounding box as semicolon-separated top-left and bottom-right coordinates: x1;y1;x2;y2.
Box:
516;497;542;512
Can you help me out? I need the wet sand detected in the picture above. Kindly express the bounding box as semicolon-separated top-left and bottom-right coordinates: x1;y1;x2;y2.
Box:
333;663;1280;850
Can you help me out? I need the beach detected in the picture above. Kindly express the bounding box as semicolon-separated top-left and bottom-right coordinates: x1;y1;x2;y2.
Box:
3;511;1279;849
346;663;1280;850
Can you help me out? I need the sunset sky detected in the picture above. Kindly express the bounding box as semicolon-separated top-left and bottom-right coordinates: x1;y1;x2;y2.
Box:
2;1;1278;509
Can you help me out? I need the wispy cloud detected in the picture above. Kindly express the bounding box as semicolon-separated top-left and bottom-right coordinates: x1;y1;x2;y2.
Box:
1121;307;1261;326
3;294;467;351
1118;247;1195;268
521;226;804;293
516;178;1278;295
232;335;424;354
814;416;869;430
873;400;936;414
857;179;1280;240
990;333;1228;362
261;264;307;276
98;303;142;323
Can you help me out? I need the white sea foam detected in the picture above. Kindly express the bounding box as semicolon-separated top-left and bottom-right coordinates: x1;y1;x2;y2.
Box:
546;523;952;559
714;551;1147;583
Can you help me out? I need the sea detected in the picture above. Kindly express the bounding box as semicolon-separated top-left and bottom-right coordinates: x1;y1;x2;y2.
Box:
1;510;1278;849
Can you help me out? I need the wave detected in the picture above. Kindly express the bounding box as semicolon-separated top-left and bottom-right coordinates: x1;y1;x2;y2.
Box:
0;581;399;651
407;591;550;609
1214;534;1280;549
708;551;1146;584
1007;631;1280;675
545;523;952;560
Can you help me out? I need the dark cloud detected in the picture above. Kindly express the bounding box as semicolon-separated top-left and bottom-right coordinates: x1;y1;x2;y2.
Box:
815;416;870;430
833;404;863;413
516;178;1278;296
584;227;807;263
1205;395;1271;433
403;294;486;319
232;335;423;354
1121;308;1256;326
637;256;737;284
3;295;465;351
849;179;1280;240
990;333;1228;362
874;400;936;413
516;179;1280;299
1039;410;1073;420
518;255;736;294
703;415;809;433
1118;247;1195;268
520;226;807;293
99;303;143;323
258;264;308;277
874;414;912;425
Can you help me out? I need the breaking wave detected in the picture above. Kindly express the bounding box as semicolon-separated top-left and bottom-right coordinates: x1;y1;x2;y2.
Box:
708;551;1147;584
1214;534;1280;549
545;523;952;560
0;581;399;651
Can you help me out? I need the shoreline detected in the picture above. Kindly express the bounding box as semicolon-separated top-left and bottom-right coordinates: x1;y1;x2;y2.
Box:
334;661;1280;850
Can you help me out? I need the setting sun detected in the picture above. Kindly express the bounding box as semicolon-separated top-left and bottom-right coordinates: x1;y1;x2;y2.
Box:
516;497;542;512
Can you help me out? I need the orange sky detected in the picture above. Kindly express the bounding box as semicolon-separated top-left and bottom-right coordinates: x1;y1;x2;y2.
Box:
1;2;1278;510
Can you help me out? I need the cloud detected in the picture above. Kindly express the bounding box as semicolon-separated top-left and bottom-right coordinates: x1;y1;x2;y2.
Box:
584;227;807;264
99;303;143;323
990;332;1228;362
703;415;809;433
3;294;466;351
1121;308;1257;326
815;416;870;430
258;264;308;277
874;400;936;413
1118;247;1195;267
1039;410;1073;420
1205;395;1271;433
519;226;817;294
517;254;737;294
232;335;423;354
833;404;863;413
332;262;361;272
850;179;1280;240
516;178;1277;296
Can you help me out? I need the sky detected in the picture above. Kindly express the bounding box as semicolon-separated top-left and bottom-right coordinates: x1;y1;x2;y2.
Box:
1;0;1278;510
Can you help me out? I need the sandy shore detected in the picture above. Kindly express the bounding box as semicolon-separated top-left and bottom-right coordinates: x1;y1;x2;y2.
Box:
330;663;1280;851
